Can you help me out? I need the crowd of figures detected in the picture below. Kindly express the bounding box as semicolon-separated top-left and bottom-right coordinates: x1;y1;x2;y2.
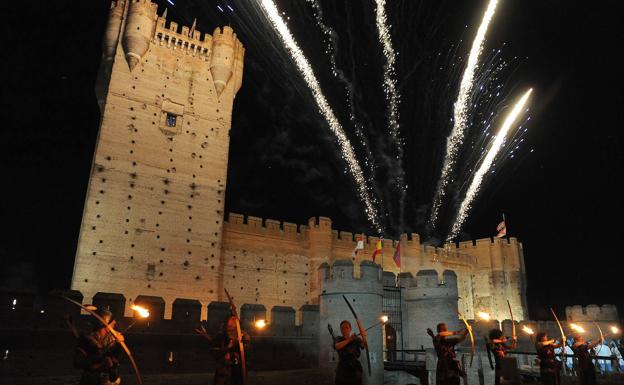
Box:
62;295;623;385
427;322;624;385
64;292;250;385
554;338;624;374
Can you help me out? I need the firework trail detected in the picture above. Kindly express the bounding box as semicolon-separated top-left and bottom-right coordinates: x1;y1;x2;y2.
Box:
255;0;382;232
446;88;532;241
429;0;499;228
374;0;407;230
304;0;376;179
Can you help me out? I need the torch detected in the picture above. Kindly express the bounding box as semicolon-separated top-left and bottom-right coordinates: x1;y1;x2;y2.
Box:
522;325;535;343
125;305;150;332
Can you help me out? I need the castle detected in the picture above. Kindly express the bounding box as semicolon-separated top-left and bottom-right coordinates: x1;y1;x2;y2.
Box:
71;0;528;328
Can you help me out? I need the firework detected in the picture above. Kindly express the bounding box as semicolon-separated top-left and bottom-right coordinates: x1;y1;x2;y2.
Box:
429;0;499;227
256;0;381;231
305;0;377;179
375;0;407;229
447;88;532;241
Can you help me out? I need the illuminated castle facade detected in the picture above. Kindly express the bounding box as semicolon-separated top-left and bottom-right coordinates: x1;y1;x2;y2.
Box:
71;0;528;324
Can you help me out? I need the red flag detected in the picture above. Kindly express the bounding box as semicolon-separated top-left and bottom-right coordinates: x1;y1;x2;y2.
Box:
371;238;383;262
496;220;506;238
393;242;401;268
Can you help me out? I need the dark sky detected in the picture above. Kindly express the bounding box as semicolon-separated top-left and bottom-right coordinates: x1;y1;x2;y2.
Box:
1;0;622;320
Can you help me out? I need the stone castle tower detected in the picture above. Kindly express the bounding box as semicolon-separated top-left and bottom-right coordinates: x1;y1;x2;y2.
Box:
71;0;244;317
319;260;384;385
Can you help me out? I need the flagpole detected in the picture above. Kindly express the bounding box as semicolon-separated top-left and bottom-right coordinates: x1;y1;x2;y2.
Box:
503;212;507;238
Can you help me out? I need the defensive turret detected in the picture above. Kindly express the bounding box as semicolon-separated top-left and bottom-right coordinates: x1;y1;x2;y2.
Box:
210;26;237;96
122;0;158;71
103;1;125;60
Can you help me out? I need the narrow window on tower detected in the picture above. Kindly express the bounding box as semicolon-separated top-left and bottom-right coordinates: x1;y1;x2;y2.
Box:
166;113;177;127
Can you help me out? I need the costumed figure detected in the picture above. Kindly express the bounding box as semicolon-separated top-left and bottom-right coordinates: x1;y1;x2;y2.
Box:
535;332;562;385
196;288;250;385
332;320;366;385
571;332;600;385
487;329;518;385
427;323;469;385
73;308;124;385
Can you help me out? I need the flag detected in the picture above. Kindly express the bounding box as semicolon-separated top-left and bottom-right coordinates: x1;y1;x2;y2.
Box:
393;242;401;268
372;238;383;262
351;234;364;260
189;18;197;37
496;220;506;238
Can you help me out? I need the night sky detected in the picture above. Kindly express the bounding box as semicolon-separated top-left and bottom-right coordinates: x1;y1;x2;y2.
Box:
2;0;622;320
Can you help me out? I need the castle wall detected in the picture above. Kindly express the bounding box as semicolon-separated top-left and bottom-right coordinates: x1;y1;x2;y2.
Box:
221;214;311;322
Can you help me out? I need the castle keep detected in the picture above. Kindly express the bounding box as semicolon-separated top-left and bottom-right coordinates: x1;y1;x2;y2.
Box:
71;0;528;326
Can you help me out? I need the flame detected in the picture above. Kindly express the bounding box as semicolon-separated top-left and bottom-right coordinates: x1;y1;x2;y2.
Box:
522;325;534;335
131;305;150;318
255;319;267;329
611;326;620;334
477;312;491;321
570;323;585;333
381;315;389;323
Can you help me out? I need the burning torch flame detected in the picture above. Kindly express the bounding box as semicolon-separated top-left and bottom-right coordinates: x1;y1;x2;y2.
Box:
570;323;585;333
478;312;491;321
131;305;150;318
381;315;389;323
522;326;534;335
611;326;620;334
255;319;267;329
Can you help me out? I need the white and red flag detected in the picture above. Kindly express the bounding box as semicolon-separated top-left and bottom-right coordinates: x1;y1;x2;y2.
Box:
496;220;506;238
351;234;364;260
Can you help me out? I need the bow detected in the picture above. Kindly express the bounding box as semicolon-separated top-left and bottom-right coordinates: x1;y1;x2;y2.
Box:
342;295;371;376
549;308;566;363
456;309;475;367
593;321;604;345
61;296;143;385
591;321;605;357
507;300;516;342
224;288;248;385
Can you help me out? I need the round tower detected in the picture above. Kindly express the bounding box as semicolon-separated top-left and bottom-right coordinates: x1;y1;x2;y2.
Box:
210;26;237;96
319;259;383;385
122;0;158;71
308;217;333;304
404;269;460;350
103;1;125;60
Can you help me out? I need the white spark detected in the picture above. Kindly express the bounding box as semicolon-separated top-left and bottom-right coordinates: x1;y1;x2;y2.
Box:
256;0;381;231
305;0;377;180
429;0;499;227
447;88;532;241
375;0;407;227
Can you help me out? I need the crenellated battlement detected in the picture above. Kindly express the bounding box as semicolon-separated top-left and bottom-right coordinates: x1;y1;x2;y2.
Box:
224;212;308;241
565;304;620;321
319;259;383;296
153;15;214;59
454;236;522;249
